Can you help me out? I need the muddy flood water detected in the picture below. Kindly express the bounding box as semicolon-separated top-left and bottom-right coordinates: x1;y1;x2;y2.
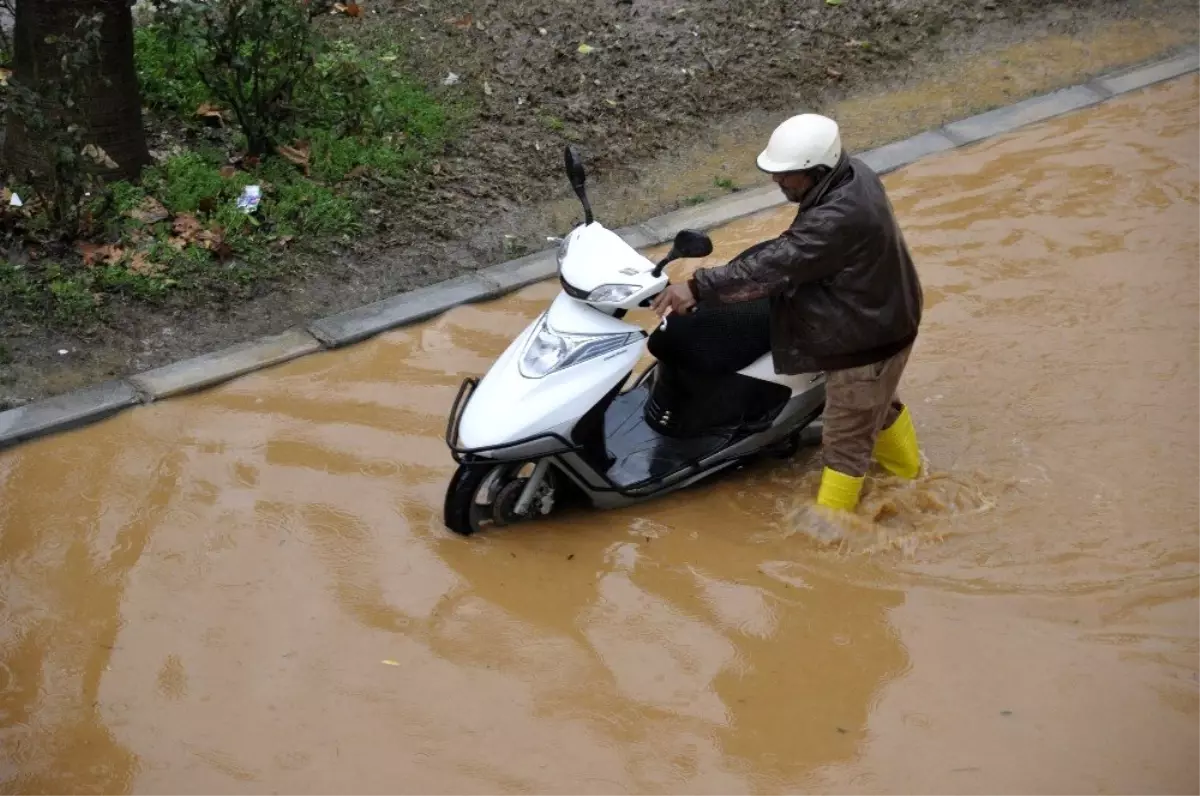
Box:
2;75;1198;794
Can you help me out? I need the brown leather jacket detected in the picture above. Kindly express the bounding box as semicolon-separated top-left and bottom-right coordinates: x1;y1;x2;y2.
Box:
688;153;923;374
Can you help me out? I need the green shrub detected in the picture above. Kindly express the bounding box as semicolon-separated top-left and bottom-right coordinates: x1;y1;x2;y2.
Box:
134;24;211;113
194;0;318;155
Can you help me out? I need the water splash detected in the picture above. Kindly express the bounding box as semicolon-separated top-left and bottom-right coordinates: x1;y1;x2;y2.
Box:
780;470;1001;557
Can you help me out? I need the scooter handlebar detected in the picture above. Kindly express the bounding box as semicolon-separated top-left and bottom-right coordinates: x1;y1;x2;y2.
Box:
639;283;699;314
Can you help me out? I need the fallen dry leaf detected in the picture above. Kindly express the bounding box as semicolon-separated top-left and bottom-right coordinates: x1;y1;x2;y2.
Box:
196;230;222;252
82;144;119;170
129;196;170;225
344;164;370;180
198;224;225;253
78;242;124;267
169;216;225;252
273;234;295;249
212;237;233;261
195;102;226;125
826;66;843;78
169;213;205;250
129;251;165;276
334;2;361;16
219;165;237;178
173;213;203;241
446;12;472;28
276;140;311;176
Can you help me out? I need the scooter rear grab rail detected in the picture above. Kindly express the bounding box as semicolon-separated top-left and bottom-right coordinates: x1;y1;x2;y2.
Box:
444;376;581;464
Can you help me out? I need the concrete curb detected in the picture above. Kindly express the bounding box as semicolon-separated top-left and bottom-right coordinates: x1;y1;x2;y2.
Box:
640;184;793;243
943;84;1110;145
0;380;138;448
858;131;959;176
307;273;506;348
129;327;323;400
1;46;1196;452
1094;46;1199;95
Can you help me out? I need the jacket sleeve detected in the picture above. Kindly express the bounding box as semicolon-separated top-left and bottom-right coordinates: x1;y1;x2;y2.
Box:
688;208;848;304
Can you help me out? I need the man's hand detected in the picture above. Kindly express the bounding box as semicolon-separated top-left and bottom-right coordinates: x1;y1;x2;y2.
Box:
650;283;697;318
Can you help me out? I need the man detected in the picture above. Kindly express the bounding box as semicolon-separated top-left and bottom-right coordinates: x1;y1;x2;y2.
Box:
651;113;923;512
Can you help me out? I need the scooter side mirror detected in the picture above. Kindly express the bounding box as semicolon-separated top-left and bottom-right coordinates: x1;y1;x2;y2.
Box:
563;145;594;225
672;229;713;259
564;145;587;189
651;229;714;278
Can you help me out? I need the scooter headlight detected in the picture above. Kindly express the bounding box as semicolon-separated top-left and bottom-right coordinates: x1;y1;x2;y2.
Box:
519;315;637;379
586;283;639;303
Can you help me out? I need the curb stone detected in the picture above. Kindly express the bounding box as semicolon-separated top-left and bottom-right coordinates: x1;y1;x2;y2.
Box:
641;184;790;241
615;224;665;249
0;380;138;450
129;327;322;401
476;249;559;294
0;48;1196;452
943;84;1110;145
858;131;959;175
307;273;504;348
1095;46;1199;96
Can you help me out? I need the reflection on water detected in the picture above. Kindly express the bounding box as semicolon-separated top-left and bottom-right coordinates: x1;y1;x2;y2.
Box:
0;76;1197;794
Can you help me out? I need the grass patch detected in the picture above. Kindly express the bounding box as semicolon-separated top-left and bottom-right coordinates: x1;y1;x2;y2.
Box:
1;260;101;329
1;17;463;333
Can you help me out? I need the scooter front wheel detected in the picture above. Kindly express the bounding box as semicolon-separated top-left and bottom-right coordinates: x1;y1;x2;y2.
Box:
443;461;561;536
443;462;505;536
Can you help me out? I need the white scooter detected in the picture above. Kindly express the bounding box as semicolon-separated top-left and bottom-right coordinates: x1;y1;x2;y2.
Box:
443;146;826;535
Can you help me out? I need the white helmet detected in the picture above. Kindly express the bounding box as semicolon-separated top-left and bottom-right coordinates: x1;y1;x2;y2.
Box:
756;113;842;173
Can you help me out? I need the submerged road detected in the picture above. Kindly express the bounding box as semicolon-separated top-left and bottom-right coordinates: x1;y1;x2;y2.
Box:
1;75;1197;794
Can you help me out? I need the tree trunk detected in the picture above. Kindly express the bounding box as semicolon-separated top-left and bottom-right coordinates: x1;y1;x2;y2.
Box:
4;0;151;182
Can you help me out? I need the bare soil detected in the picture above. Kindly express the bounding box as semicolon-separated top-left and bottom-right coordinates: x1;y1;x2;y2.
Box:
1;0;1196;408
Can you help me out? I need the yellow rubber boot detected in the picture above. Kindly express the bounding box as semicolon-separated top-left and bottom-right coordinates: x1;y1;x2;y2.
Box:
816;467;864;511
873;405;922;479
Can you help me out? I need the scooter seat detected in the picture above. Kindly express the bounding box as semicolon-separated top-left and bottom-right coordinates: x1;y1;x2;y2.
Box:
647;297;771;375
